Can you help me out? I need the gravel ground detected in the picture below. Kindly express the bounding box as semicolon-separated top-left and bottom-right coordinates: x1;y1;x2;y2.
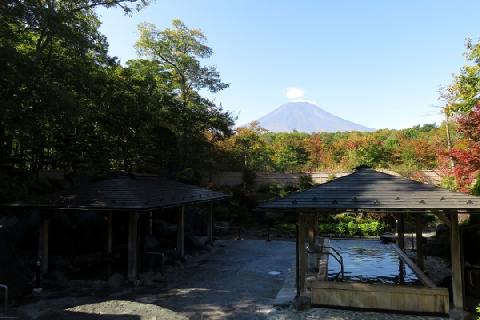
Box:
65;300;188;320
267;306;448;320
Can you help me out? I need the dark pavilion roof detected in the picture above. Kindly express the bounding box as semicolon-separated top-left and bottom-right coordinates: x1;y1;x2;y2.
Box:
260;168;480;212
4;174;228;211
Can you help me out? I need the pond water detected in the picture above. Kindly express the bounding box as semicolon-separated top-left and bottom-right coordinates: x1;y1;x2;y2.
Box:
328;239;421;285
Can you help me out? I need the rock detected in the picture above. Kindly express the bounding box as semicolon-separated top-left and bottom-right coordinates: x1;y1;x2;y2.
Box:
107;273;125;289
425;238;449;257
186;235;208;249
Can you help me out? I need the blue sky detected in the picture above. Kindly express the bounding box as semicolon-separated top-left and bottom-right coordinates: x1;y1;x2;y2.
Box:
97;1;480;129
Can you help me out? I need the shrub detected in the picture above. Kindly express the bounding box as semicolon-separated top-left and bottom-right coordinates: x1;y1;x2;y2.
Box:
298;175;313;190
440;176;457;191
318;214;385;237
471;176;480;196
347;221;358;236
327;174;337;181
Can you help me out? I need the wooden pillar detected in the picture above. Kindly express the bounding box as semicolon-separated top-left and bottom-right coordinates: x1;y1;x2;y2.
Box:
127;212;139;281
450;211;464;311
415;214;424;270
307;215;315;248
149;211;153;236
177;206;185;258
397;213;405;250
207;203;214;244
38;216;49;275
107;212;113;254
297;212;307;296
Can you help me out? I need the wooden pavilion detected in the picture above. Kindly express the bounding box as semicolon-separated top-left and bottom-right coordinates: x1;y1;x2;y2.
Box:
3;173;228;281
261;168;480;317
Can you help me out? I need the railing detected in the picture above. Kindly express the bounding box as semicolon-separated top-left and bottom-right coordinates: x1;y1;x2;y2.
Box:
308;246;344;280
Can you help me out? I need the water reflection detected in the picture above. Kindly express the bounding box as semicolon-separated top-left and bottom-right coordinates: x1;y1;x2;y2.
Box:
328;239;420;285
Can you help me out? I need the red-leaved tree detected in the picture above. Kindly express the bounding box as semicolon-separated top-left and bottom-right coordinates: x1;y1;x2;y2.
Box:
450;105;480;191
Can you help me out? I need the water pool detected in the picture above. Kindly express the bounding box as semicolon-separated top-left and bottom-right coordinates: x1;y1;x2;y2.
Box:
327;239;421;285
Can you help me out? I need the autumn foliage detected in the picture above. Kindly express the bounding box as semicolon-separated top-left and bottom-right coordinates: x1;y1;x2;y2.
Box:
450;105;480;191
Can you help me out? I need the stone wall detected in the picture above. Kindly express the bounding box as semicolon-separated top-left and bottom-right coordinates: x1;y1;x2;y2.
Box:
207;170;442;187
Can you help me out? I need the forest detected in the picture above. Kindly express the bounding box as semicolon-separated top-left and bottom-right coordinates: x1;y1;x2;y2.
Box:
1;0;480;201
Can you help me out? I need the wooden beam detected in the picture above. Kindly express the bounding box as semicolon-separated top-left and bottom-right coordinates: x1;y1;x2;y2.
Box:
207;203;214;244
127;211;139;281
297;212;307;296
415;214;424;271
391;244;436;288
397;213;405;251
177;206;185;258
38;216;49;275
107;212;113;255
450;211;464;311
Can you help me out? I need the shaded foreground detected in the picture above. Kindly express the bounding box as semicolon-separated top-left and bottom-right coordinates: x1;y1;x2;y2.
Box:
15;240;449;319
17;240;294;319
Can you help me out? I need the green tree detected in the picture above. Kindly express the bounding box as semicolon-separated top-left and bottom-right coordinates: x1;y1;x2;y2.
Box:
135;19;233;168
442;39;480;115
0;0;139;172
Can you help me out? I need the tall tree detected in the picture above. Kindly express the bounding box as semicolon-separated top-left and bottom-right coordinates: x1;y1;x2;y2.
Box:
441;39;480;190
135;19;233;168
442;39;480;114
0;0;149;173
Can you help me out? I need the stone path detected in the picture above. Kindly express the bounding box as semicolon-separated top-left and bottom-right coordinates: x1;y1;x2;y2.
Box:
136;240;296;319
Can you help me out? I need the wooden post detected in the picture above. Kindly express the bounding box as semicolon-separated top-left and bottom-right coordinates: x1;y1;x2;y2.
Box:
207;203;214;244
127;212;139;281
107;212;113;255
450;211;464;311
397;213;405;251
38;216;49;275
415;214;424;270
307;215;315;248
297;212;307;296
149;211;153;236
177;206;185;258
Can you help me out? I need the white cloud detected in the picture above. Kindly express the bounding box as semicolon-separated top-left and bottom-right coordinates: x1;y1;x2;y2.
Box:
286;87;304;99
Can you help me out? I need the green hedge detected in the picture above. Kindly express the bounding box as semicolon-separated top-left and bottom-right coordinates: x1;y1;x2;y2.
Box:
274;216;385;237
318;214;385;236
